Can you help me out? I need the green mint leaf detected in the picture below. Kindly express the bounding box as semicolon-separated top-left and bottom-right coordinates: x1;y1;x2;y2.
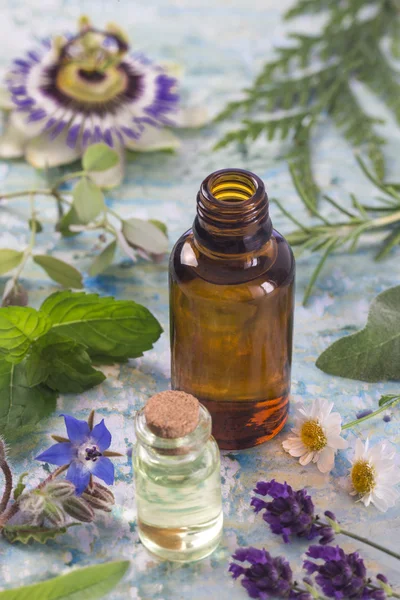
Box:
40;290;163;360
28;218;43;233
88;240;117;277
2;523;79;545
0;307;51;363
149;219;168;236
26;331;106;393
72;177;105;224
0;250;24;275
82;143;119;172
316;285;400;382
378;394;400;407
33;255;83;289
0;359;57;439
0;559;129;599
13;472;28;500
122;218;169;254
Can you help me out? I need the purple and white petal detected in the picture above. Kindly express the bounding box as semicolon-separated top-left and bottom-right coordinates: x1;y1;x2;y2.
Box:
91;419;112;452
67;460;91;495
36;442;75;466
91;456;115;486
62;414;91;445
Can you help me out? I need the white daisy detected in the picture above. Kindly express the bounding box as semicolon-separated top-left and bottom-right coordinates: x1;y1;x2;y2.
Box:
282;398;348;473
0;17;206;188
349;438;400;512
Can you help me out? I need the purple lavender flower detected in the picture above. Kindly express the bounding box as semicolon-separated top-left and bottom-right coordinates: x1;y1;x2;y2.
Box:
229;547;312;600
304;545;386;599
251;480;335;545
36;414;117;495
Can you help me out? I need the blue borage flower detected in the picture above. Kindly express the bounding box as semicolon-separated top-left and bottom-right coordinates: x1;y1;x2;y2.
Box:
36;413;120;495
0;17;206;187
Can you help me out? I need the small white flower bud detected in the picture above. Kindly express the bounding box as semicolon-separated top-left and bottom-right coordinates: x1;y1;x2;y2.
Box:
44;502;65;527
19;492;46;519
45;481;76;500
62;496;95;523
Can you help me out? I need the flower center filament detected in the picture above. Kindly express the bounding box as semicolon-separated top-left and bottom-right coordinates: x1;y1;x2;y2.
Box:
300;419;327;451
85;445;102;462
351;460;375;494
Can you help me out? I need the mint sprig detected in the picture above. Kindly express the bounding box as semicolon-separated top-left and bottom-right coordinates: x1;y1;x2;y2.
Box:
0;290;162;438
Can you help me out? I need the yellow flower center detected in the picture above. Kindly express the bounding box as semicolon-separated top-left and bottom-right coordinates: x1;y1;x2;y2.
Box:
57;64;127;104
300;419;327;451
351;460;375;494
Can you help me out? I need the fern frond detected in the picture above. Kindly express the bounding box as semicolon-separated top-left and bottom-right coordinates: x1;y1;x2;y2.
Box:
286;122;319;209
358;48;400;123
284;0;336;20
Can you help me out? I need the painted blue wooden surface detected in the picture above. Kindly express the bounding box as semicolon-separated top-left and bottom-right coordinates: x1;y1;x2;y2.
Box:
0;1;399;598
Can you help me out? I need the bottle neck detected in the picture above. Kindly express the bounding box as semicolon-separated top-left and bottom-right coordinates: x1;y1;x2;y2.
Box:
193;169;272;255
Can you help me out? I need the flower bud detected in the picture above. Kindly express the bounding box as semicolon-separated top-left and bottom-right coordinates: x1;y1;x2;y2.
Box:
45;481;76;500
62;496;95;523
44;501;65;527
82;483;115;512
19;492;46;520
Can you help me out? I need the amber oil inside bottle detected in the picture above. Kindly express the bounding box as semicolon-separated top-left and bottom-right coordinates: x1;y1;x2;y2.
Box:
169;169;295;450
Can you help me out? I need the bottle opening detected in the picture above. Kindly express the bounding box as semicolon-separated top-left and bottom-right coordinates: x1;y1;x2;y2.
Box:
209;171;257;203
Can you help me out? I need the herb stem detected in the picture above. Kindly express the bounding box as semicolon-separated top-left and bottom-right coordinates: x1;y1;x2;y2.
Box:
342;396;400;430
339;528;400;560
0;189;54;200
53;170;86;187
0;460;12;514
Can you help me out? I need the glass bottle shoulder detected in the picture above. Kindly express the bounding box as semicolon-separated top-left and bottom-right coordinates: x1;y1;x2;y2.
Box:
169;229;295;293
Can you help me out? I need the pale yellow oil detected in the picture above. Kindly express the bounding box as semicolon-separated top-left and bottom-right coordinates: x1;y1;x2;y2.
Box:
134;438;223;562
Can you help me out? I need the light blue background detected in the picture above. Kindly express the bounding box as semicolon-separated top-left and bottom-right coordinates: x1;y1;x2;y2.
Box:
0;1;399;598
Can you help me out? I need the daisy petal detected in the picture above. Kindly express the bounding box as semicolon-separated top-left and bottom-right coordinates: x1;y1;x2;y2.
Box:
317;447;335;473
35;442;74;466
124;127;181;152
91;419;112;452
299;451;315;466
62;415;90;444
25;131;81;168
91;456;115;485
67;460;91;495
327;434;348;450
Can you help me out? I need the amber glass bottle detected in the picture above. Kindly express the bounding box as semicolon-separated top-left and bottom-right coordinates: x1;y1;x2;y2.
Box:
169;169;295;450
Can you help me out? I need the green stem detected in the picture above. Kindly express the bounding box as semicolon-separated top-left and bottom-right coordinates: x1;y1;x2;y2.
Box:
52;170;86;188
342;396;400;430
0;189;54;200
339;528;400;561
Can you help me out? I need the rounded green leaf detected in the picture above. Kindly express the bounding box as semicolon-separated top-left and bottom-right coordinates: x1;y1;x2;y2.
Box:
82;143;119;172
72;177;105;224
88;240;117;277
0;307;51;362
33;255;83;289
122;218;169;254
28;218;43;233
0;249;24;275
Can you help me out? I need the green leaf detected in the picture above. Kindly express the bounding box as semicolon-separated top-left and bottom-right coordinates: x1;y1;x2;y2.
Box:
122;218;169;254
13;472;28;500
2;523;79;545
28;218;43;233
378;393;400;407
0;307;51;363
88;240;117;277
33;255;83;289
0;359;57;439
0;250;24;275
149;219;168;237
0;560;129;599
316;285;400;382
57;206;82;238
40;290;163;361
72;177;105;224
82;143;119;172
25;331;106;393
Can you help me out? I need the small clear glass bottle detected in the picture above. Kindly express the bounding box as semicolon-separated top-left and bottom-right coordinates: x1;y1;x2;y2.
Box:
170;168;295;450
134;402;223;562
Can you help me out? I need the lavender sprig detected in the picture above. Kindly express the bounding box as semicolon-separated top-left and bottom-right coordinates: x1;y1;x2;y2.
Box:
252;480;400;561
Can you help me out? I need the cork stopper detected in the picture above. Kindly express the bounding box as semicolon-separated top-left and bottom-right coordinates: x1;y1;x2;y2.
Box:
144;391;200;439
